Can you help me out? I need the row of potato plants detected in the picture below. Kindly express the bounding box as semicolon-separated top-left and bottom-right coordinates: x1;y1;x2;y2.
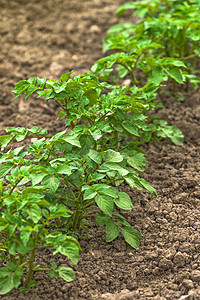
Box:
92;0;200;92
0;0;199;295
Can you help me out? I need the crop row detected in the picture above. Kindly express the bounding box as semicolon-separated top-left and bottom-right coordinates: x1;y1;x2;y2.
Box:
0;0;199;294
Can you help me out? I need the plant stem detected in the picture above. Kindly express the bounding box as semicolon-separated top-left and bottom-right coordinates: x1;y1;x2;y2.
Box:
9;178;23;195
83;201;95;209
24;248;36;288
46;142;56;165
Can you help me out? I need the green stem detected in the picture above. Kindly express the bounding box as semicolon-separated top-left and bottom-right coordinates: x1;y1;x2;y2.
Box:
19;254;24;286
82;115;93;126
9;178;23;195
24;248;36;288
97;111;110;123
117;62;137;85
172;79;177;94
83;201;95;209
63;178;81;192
80;214;96;220
137;69;153;86
72;208;80;231
106;177;123;185
46;142;56;165
24;227;44;287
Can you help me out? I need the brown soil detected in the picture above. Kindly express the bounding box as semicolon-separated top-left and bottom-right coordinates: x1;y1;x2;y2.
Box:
0;0;200;299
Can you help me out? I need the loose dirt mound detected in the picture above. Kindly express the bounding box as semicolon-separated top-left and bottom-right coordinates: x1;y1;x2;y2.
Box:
0;0;200;299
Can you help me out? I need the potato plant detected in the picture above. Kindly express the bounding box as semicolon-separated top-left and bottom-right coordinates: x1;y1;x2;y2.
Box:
101;0;200;90
0;71;184;294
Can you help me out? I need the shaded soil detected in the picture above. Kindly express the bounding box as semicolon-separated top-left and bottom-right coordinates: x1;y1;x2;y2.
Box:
0;0;200;299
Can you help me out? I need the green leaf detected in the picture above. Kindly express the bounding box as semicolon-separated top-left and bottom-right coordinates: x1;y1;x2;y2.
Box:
0;135;13;150
138;178;157;196
62;135;81;148
104;149;123;163
80;134;95;155
25;86;38;100
53;242;79;265
58;267;75;282
37;77;46;88
20;231;31;246
27;77;36;85
0;163;14;178
84;189;97;200
88;149;102;165
27;204;42;223
49;130;67;142
0;276;15;295
95;194;114;215
114;192;133;210
99;162;128;176
122;226;141;249
105;219;120;242
12;80;29;98
55;164;72;175
95;214;109;227
165;67;184;84
83;88;99;106
60;71;73;83
126;152;146;172
30;172;47;186
122;122;139;136
151;66;164;84
41;174;60;194
116;2;136;16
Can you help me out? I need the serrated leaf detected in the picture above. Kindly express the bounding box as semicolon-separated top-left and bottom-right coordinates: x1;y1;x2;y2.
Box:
122;226;141;249
105;219;120;242
114;192;133;210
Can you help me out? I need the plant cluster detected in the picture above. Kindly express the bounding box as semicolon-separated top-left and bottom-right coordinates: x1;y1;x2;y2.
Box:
92;0;200;90
1;0;197;295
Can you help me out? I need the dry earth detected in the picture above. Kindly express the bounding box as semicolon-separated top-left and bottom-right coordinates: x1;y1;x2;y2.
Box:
0;0;200;299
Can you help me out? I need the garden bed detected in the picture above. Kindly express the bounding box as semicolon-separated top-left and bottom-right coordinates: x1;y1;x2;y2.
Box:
0;0;200;299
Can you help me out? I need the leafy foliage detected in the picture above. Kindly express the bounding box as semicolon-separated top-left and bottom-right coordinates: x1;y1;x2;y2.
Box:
103;0;200;90
1;0;195;293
